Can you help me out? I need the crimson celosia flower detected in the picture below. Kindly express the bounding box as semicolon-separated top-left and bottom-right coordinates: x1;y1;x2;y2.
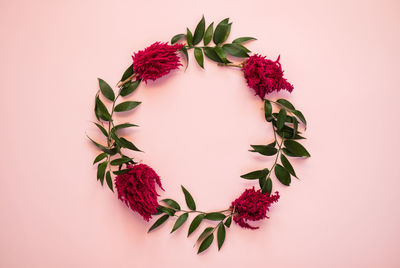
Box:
242;54;294;99
231;187;280;229
132;42;184;83
115;164;164;221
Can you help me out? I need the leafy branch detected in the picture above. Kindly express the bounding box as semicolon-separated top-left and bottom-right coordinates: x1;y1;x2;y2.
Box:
171;16;256;69
148;185;233;253
241;98;310;193
88;68;143;191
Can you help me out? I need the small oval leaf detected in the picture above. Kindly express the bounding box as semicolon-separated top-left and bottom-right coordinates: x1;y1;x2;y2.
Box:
181;185;196;210
224;216;232;228
171;213;188;233
171;33;185;44
203;22;214;45
193;16;205;45
250;145;278;156
275;164;291;186
188;214;205;236
93;152;107;164
162;199;181;210
186;28;193;47
284;140;311;157
198;233;214;254
194;47;204;68
240;169;269;180
264;99;273;122
148;214;169;232
277;99;295;110
114;101;141;112
232;37;257;43
217;224;226;250
120;80;141;97
106;171;113;192
98;78;115;101
204;212;225;221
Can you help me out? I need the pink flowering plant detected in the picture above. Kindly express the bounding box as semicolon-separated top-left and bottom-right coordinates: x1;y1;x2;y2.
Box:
88;16;310;254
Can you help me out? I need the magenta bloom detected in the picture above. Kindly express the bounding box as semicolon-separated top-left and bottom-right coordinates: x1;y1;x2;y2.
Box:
132;42;184;83
242;54;294;99
231;187;280;229
115;164;164;221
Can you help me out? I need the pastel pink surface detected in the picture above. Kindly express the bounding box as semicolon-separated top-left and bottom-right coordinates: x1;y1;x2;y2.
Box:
0;0;399;267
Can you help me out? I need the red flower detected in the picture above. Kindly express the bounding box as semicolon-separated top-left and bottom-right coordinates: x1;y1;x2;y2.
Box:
231;187;280;229
242;54;293;99
132;42;184;83
115;164;164;221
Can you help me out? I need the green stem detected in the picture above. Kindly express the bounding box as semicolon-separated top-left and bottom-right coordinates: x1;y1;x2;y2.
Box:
269;134;284;177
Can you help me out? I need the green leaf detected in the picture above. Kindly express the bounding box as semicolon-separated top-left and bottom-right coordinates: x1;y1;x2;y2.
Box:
277;99;295;110
114;101;141;112
203;22;214;45
204;212;226;221
259;176;267;189
120;80;140;97
193;16;205;45
188;214;205;236
275;164;291;186
113;123;139;131
186;28;193;47
281;154;297;178
274;123;305;140
161;199;181;210
106;171;113;192
93;152;107;164
95;97;112;121
224;216;232;228
112;169;130;175
119;137;142;152
171;33;185;44
284;140;311;157
194;47;204;68
110;157;131;166
121;64;134;81
156;206;176;216
214;46;229;63
240;169;269;180
180;46;189;70
98;78;115;101
148;214;169;232
217;224;226;250
292;109;307;126
292;117;298;138
213;18;231;44
264;99;273;122
222;43;249;58
277;108;287;131
171;213;188;233
87;136;108;152
250;145;278;156
203;47;224;63
197;227;214;243
181;185;196;210
198;233;214;254
94;123;108;137
233;43;251;53
263;177;272;194
232;37;257;43
97;161;107;185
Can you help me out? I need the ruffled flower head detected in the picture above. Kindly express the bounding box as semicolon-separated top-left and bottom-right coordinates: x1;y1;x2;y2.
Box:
231;187;280;229
115;164;164;221
132;42;184;83
242;54;294;99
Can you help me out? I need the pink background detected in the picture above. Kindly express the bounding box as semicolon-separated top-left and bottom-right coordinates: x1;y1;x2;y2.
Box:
1;0;399;267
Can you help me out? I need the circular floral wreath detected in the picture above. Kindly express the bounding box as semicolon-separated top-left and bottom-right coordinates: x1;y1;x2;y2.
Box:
88;16;310;254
